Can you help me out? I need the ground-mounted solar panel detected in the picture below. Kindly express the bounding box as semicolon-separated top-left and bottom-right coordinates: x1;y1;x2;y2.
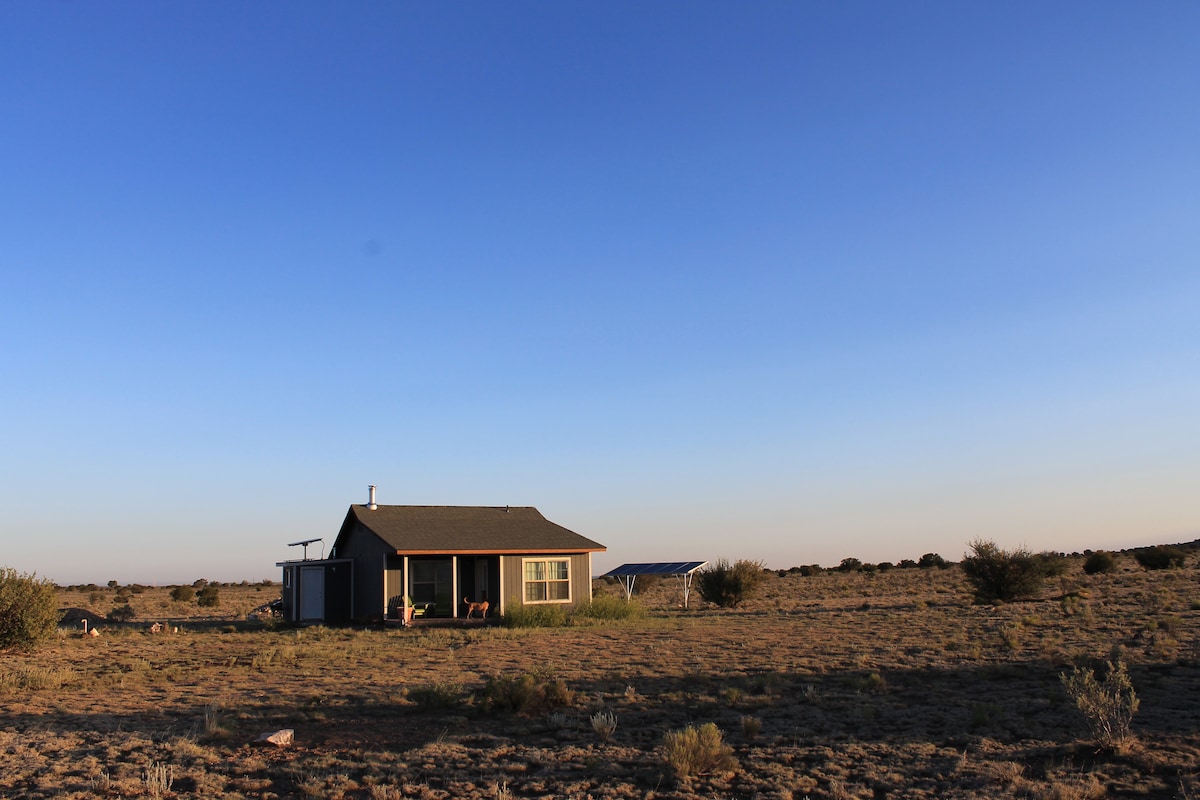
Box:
602;561;707;578
600;561;708;607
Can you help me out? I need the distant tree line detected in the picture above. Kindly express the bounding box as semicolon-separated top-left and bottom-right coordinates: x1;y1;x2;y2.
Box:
773;551;952;577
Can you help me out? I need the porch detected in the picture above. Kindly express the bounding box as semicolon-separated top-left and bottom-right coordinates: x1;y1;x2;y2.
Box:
383;554;499;621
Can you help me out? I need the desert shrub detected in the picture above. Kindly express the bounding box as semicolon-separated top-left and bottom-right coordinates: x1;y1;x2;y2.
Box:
408;681;464;709
192;578;209;589
196;585;220;608
1133;546;1186;570
170;585;193;603
798;564;823;576
898;558;918;569
0;568;58;650
571;595;646;622
876;561;894;572
1035;551;1069;578
740;715;761;740
662;722;737;780
961;540;1049;603
848;671;887;694
696;559;767;608
503;602;567;628
1083;551;1116;575
1061;660;1139;749
837;557;863;573
482;672;573;714
918;553;947;569
109;604;137;622
590;709;617;741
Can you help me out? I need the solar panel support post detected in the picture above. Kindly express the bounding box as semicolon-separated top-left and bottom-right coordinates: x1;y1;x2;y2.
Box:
618;574;636;601
678;571;694;609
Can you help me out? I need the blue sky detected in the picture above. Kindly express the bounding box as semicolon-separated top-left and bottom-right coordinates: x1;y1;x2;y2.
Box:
2;3;1197;584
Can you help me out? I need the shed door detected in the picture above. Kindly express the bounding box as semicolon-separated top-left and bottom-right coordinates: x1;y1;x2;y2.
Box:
300;566;325;621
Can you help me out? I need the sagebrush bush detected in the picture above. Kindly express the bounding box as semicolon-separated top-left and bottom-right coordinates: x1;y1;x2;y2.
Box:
502;602;567;628
483;672;573;714
109;604;136;622
1083;551;1116;575
662;722;737;780
1035;551;1069;578
0;568;58;650
169;586;193;603
196;585;220;608
407;681;464;709
961;540;1047;603
918;553;947;569
696;559;767;608
1061;660;1139;749
1133;546;1186;570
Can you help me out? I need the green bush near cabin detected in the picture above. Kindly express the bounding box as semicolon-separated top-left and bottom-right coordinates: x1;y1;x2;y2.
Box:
502;602;568;628
571;595;646;622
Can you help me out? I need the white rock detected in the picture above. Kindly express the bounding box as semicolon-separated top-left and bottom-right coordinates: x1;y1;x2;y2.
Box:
254;729;294;747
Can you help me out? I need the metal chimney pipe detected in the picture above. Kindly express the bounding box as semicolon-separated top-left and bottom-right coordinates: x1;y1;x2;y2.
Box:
367;485;378;510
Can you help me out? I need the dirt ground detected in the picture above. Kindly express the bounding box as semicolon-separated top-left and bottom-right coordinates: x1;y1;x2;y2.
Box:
2;552;1198;799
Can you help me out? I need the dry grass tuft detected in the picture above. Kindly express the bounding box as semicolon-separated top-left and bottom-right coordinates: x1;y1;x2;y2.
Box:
662;722;737;780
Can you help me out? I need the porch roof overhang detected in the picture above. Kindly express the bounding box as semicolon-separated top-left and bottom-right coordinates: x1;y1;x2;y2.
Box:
392;548;604;556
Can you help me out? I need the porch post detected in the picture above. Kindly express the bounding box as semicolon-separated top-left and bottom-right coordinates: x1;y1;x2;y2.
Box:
451;556;459;618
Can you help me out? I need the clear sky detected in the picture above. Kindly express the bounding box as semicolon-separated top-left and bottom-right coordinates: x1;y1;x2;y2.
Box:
2;3;1198;585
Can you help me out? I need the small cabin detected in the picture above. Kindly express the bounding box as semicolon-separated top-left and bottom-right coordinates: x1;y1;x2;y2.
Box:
277;489;606;624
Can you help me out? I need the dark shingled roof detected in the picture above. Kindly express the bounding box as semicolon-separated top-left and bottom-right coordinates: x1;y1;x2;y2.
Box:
346;505;606;554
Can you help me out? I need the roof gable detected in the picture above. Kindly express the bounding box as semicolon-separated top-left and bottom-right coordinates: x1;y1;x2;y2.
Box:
342;505;605;554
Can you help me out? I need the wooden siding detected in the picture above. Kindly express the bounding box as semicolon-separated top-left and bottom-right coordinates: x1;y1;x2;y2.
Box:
337;522;389;620
500;552;592;611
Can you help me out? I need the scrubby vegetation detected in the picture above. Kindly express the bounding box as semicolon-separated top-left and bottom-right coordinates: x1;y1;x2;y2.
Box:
482;671;573;714
571;594;646;621
918;552;948;569
662;722;737;780
3;543;1196;799
501;601;567;628
196;585;220;608
1084;550;1117;575
960;539;1048;603
1133;545;1187;570
695;558;767;607
1061;659;1140;750
0;567;58;650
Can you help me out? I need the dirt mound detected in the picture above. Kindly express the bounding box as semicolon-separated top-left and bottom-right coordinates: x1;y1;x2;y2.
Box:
58;607;106;627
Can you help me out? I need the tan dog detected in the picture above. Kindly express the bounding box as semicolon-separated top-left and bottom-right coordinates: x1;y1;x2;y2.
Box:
463;597;489;619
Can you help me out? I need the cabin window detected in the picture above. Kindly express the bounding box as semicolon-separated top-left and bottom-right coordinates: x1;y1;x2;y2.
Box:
523;558;570;603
